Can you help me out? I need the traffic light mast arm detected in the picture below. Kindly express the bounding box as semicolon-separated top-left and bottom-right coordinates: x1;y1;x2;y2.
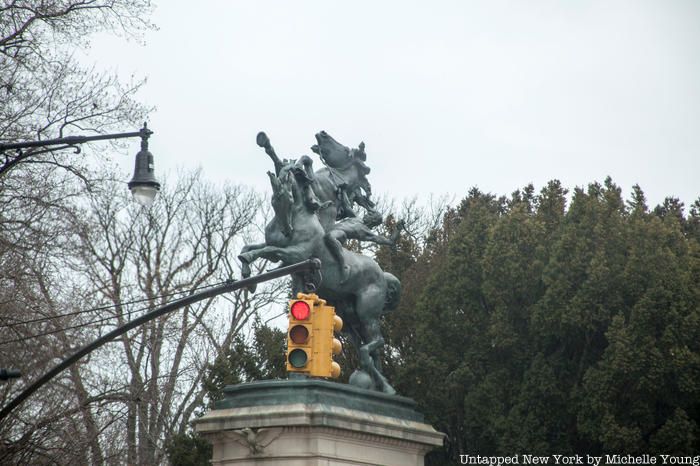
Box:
0;258;321;422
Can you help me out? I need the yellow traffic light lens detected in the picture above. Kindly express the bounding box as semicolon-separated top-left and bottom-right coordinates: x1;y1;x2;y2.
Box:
330;362;341;378
332;338;342;355
288;348;308;368
289;325;309;344
291;301;311;320
333;315;343;332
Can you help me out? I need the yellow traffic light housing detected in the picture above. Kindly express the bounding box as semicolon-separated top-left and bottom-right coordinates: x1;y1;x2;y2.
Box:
312;300;343;378
286;292;343;378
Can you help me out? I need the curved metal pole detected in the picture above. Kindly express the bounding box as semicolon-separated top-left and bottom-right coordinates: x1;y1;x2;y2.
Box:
0;125;153;177
0;259;320;422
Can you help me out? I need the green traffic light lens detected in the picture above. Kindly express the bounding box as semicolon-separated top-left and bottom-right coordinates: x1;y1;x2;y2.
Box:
288;348;308;368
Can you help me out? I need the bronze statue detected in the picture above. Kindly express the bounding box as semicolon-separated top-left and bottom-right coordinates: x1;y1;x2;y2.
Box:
239;131;403;394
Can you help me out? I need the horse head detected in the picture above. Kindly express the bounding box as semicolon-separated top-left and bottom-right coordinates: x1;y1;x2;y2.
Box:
268;159;323;238
268;165;296;238
311;131;370;176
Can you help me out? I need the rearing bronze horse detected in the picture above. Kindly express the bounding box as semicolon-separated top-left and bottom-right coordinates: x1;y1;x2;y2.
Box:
239;155;400;394
252;131;402;281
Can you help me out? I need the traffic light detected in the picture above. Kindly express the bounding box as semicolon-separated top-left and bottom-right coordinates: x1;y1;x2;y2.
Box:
286;292;343;378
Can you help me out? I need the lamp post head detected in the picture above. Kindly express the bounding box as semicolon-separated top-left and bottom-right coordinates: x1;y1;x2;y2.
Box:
128;123;160;207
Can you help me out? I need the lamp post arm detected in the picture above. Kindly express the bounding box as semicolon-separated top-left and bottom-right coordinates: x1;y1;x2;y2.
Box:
0;130;147;151
0;258;321;422
0;125;153;177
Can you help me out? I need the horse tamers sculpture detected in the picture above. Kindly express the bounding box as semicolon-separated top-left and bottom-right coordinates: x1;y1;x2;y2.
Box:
239;130;403;395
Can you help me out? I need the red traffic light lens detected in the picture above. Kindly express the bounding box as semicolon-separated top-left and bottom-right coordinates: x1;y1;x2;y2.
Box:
289;325;309;344
291;301;310;320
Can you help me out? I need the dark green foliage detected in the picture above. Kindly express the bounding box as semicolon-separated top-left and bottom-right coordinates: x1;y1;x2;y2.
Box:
378;180;700;463
202;321;287;406
166;321;287;465
166;432;212;466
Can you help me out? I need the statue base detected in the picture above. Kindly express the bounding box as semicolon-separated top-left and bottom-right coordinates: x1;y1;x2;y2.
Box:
193;379;444;466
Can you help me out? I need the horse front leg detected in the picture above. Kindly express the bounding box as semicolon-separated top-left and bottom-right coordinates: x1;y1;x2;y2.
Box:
239;245;287;292
239;242;267;278
239;244;305;273
359;219;406;247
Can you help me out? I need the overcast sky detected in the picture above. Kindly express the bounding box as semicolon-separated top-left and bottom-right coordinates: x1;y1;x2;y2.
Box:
83;0;699;209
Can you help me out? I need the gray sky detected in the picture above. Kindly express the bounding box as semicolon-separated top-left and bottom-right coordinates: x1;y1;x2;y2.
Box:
83;0;699;209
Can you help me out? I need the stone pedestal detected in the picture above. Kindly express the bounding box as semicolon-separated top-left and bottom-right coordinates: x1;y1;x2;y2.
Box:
193;379;444;466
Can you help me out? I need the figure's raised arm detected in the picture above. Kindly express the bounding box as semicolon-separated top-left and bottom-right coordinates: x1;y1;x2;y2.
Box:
256;131;284;175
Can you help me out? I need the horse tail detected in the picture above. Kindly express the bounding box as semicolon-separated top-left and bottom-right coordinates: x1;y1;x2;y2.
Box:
383;272;401;312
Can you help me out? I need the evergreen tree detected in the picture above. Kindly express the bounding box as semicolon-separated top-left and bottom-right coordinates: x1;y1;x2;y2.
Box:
381;180;700;464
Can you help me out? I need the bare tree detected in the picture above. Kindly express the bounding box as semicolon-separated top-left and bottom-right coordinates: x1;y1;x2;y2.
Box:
0;0;153;144
1;169;283;464
0;5;289;464
0;166;113;464
65;170;283;465
0;2;158;462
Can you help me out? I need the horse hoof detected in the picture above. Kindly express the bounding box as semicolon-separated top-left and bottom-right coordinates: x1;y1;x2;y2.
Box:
239;258;251;278
382;384;397;396
349;369;374;390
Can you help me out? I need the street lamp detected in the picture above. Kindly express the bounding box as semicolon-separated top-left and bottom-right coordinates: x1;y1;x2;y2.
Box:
127;124;160;207
0;123;161;384
0;123;161;206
